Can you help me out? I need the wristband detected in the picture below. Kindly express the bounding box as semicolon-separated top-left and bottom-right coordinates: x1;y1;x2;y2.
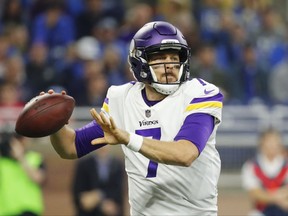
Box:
127;133;143;152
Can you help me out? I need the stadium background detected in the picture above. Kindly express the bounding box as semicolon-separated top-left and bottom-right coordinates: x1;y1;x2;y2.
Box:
0;0;288;216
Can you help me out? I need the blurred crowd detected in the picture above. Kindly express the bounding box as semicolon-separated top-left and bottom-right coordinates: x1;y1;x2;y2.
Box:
0;0;288;109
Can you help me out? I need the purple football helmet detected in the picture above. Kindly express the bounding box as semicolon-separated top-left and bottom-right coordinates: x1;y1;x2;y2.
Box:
128;21;191;95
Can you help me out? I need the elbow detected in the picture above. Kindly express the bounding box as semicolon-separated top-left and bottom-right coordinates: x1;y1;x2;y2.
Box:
57;151;77;160
179;155;197;167
50;139;78;159
59;154;76;160
177;148;199;167
177;142;199;167
172;152;197;167
182;160;193;167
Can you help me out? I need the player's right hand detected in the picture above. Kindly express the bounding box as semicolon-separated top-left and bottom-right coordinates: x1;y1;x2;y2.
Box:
39;89;70;125
90;108;130;146
40;89;66;96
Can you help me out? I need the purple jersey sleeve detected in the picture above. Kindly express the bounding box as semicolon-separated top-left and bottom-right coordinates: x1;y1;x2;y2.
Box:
75;120;106;158
174;113;214;154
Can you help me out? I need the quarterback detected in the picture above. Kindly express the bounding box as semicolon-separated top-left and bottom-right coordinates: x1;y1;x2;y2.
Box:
49;21;223;215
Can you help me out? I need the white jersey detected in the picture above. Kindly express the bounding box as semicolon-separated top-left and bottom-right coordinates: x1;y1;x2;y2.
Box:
102;78;223;215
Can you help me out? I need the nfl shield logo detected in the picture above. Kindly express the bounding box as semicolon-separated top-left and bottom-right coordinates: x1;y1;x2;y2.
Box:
145;110;151;118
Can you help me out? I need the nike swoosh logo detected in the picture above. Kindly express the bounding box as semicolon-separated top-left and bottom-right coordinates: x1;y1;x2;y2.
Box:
204;89;215;94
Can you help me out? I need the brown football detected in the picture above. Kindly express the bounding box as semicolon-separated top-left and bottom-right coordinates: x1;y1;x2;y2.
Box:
15;93;75;137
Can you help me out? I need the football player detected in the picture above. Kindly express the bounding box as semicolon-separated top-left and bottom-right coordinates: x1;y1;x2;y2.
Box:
49;21;224;215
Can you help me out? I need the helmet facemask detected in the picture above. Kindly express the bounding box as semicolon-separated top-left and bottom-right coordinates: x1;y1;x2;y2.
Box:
149;61;185;95
145;46;190;95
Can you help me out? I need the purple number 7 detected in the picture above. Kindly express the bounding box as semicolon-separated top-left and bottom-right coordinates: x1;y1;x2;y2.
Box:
135;128;161;178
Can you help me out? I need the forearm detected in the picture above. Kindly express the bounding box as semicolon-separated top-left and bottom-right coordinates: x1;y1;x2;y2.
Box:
139;138;199;167
90;109;200;166
50;125;77;159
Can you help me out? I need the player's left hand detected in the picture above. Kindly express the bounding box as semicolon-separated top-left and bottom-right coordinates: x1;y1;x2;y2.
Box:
90;108;129;146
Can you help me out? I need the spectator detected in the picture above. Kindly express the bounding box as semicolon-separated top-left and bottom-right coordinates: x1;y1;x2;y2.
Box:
60;36;102;102
92;17;120;45
6;25;29;57
168;11;200;56
0;34;11;78
231;43;269;104
0;82;24;129
72;147;125;216
268;60;288;104
0;132;46;216
241;128;288;216
197;0;222;44
156;0;191;24
73;60;107;106
64;0;85;17
103;44;127;85
233;0;263;38
254;7;287;70
84;71;108;107
91;17;127;62
74;36;101;62
215;11;238;70
118;3;154;45
228;23;249;66
0;81;24;108
1;55;30;102
190;43;232;100
75;0;106;39
31;0;75;65
0;0;26;27
2;55;25;85
101;0;125;22
25;42;59;98
31;0;74;46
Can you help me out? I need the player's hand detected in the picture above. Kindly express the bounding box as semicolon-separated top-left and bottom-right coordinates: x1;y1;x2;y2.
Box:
90;108;129;146
39;89;66;95
39;89;69;125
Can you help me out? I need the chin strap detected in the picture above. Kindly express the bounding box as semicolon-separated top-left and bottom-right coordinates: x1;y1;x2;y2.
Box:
149;64;184;95
151;83;180;95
